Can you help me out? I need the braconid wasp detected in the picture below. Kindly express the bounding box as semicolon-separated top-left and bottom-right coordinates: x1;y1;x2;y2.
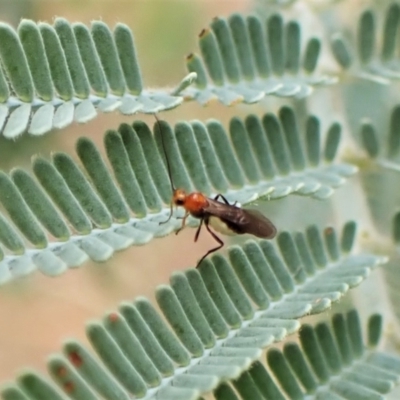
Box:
155;115;277;268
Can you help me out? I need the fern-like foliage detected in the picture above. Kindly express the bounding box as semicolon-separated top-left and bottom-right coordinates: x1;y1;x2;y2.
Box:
359;104;400;167
347;107;400;333
0;10;337;137
184;13;336;105
0;18;194;138
0;106;357;284
331;2;400;84
0;223;387;400
378;213;400;327
350;105;400;238
214;311;400;400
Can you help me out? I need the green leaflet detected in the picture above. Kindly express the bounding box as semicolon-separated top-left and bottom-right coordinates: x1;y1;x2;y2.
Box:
1;5;400;137
0;107;357;284
0;9;339;138
215;311;398;400
359;104;400;163
0;223;388;400
356;105;400;243
0;18;185;138
330;3;400;84
381;213;400;326
185;13;336;105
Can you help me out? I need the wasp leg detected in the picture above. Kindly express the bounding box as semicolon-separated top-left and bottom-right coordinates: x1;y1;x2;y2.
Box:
214;194;237;207
159;202;174;225
175;211;189;235
196;219;224;268
214;194;230;204
194;218;204;242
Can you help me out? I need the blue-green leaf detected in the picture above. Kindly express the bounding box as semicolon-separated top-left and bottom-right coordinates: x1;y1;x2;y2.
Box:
0;224;386;399
0;108;357;282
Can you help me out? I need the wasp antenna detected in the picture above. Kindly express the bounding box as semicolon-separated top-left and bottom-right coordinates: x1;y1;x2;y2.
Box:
154;113;175;192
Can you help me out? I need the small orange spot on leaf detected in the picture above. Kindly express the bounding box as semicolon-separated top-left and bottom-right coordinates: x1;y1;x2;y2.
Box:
56;366;68;377
108;312;119;322
68;351;83;367
64;381;75;393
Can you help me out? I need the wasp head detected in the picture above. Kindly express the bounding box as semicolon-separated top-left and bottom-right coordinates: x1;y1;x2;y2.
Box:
173;189;187;206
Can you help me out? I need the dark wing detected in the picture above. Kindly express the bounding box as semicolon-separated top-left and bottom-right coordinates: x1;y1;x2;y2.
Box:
239;208;277;238
204;199;277;239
